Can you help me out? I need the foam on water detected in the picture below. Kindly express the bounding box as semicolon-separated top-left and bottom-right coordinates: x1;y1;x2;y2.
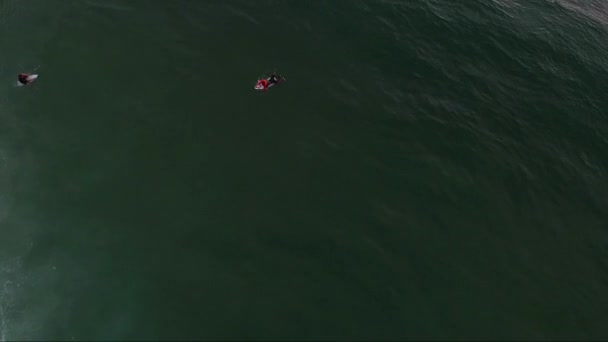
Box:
0;259;20;342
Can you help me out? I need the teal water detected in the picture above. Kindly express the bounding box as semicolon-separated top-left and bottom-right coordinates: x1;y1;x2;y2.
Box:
1;0;608;340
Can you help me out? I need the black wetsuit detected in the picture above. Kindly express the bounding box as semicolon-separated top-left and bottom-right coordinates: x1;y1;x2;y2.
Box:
268;75;281;85
18;74;29;85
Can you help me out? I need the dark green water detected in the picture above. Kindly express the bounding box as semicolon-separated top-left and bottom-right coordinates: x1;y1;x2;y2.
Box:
1;0;608;340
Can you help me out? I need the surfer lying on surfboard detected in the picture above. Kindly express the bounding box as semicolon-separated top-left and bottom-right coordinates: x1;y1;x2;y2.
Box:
18;73;38;85
254;72;285;91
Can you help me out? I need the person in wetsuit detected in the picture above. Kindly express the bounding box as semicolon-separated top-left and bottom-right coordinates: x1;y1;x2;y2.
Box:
18;73;31;85
268;73;283;85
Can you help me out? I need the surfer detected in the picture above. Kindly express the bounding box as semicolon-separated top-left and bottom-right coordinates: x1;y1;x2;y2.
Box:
18;73;36;85
268;73;284;85
254;72;284;91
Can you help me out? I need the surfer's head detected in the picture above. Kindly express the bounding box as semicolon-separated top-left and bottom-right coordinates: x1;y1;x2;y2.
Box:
18;74;29;83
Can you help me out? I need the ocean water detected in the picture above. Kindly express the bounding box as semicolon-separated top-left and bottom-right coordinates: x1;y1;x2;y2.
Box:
1;0;607;339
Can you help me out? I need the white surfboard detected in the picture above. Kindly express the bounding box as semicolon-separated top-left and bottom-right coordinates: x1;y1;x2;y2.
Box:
17;74;38;86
